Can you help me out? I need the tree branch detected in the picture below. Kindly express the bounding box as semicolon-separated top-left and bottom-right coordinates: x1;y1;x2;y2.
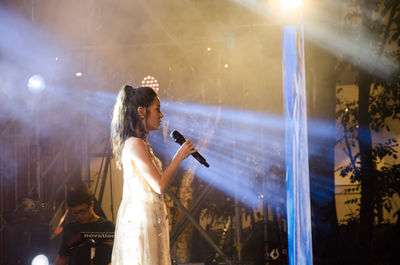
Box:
376;2;397;60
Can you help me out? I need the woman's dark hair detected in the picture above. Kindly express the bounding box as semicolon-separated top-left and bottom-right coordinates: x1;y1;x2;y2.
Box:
110;85;158;170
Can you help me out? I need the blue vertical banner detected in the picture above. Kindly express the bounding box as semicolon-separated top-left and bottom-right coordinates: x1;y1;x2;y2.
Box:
282;24;313;265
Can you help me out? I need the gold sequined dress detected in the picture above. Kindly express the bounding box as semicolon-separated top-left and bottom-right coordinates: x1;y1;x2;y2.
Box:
111;139;171;265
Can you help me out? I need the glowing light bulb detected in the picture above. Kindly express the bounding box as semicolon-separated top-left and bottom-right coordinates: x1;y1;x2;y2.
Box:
27;75;45;94
31;254;49;265
281;0;303;9
141;75;159;92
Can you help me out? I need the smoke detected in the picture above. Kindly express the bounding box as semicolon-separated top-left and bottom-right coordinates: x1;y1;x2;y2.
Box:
0;0;284;207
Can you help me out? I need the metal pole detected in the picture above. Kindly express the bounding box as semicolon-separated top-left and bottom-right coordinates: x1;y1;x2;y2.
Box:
263;197;270;264
31;0;35;22
0;148;4;263
84;101;90;186
98;155;111;205
35;103;41;200
14;125;19;204
82;0;90;186
30;0;41;201
234;199;243;264
165;189;233;265
170;185;213;244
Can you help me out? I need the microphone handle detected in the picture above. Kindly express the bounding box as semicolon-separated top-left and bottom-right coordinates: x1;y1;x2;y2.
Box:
192;152;210;168
171;130;209;167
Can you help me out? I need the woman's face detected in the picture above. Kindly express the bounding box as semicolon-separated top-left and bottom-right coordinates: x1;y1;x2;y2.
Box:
145;97;163;131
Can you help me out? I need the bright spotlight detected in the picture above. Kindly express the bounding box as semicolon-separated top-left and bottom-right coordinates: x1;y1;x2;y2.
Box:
27;75;45;94
75;72;83;77
281;0;303;9
141;75;159;92
31;254;49;265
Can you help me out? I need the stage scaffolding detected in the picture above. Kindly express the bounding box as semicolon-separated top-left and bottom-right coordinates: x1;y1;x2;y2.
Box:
0;1;289;263
0;109;288;265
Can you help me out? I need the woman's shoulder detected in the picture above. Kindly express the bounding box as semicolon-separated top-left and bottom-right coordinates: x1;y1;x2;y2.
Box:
125;136;145;145
124;137;148;153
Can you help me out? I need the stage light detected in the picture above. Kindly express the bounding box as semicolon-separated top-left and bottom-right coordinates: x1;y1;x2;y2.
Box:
151;100;287;208
75;72;83;77
224;64;229;68
207;47;211;51
281;0;303;9
31;254;49;265
142;75;159;92
27;74;45;94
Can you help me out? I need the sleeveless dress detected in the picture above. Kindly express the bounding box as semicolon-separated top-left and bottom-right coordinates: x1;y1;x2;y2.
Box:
111;139;171;265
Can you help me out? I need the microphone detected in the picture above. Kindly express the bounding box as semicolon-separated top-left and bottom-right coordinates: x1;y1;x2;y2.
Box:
170;130;210;168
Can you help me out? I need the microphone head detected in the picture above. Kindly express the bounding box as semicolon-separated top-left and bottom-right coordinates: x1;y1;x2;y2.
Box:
170;130;185;145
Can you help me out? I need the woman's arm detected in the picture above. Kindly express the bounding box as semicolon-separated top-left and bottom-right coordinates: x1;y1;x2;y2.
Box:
124;137;196;194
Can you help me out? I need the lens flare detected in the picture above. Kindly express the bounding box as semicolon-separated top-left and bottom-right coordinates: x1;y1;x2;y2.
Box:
27;75;45;94
280;0;304;10
31;254;49;265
